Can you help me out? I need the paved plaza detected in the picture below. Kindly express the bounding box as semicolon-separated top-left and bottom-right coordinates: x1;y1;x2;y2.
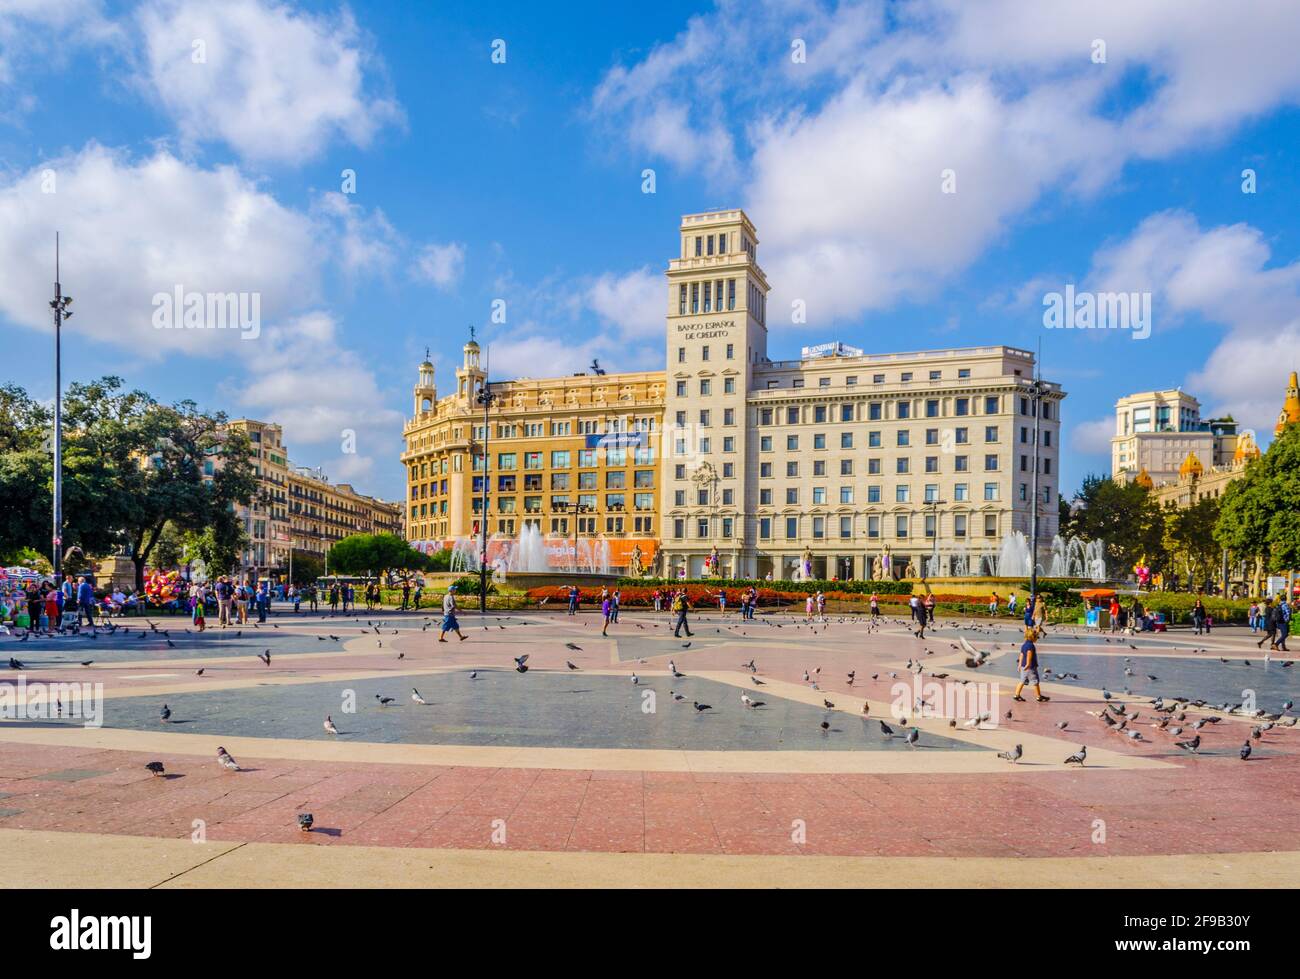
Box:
2;606;1299;887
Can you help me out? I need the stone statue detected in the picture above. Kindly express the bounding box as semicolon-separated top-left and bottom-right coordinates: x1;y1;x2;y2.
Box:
802;547;814;580
905;557;918;579
872;554;883;581
630;543;643;576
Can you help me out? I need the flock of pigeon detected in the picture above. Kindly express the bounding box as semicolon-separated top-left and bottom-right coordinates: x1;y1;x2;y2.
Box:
15;604;1297;834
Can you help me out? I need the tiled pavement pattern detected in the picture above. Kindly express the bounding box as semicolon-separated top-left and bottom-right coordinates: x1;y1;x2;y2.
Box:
2;606;1298;879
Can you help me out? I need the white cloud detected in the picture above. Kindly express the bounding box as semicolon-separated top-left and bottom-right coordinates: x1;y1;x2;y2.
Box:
0;144;321;355
412;242;466;290
1069;417;1114;457
135;0;403;164
0;0;118;102
1081;210;1300;439
586;267;663;339
590;0;1300;327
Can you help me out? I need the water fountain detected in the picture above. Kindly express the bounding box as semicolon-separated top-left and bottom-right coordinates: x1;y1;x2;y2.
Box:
994;530;1106;582
445;526;616;586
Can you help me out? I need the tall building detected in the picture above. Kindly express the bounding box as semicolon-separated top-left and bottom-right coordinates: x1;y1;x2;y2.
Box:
226;419;402;579
1111;389;1238;485
402;209;1064;580
1141;372;1298;510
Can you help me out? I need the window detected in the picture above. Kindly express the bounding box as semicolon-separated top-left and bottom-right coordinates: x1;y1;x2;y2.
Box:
760;462;772;477
840;459;853;475
897;402;911;419
760;408;773;425
924;483;939;503
984;482;998;501
896;485;910;502
985;455;999;471
814;406;827;423
579;449;596;467
812;516;825;539
723;436;735;452
722;488;734;506
896;515;909;537
551;450;570;468
813;460;826;476
897;430;910;447
818;377;830;388
786;407;799;424
606;471;626;489
926;399;940;418
814;433;826;450
868;515;880;538
698;518;709;538
786;462;799;477
841;404;853;421
954;482;968;501
699;409;711;427
929;370;941;381
840;432;853;449
812;487;827;504
678;346;686;363
840;516;853;538
867;485;881;503
926;428;939;446
759;517;772;539
724;377;735;394
697;488;709;506
721;517;733;538
985;425;998;443
869;431;882;448
958;369;971;379
954;514;967;537
925;456;939;473
726;343;734;360
787;435;799;451
868;458;881;475
760;488;772;505
869;402;882;420
702;345;710;362
955;398;969;416
722;462;734;478
840;486;854;504
760;435;773;451
955;427;968;444
700;380;711;396
786;488;799;504
551;473;569;490
786;517;799;539
984;514;998;537
985;396;998;414
673;518;685;539
896;458;910;474
925;514;936;538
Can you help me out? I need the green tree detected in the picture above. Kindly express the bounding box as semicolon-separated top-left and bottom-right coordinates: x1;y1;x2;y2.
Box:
1162;496;1221;591
1217;423;1300;590
327;533;430;579
1067;474;1166;580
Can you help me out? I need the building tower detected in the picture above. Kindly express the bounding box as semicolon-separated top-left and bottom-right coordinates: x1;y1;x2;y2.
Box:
1276;370;1300;437
662;209;770;579
413;353;437;417
456;333;486;406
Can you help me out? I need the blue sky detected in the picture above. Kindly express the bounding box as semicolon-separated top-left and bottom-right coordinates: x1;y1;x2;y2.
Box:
2;0;1299;504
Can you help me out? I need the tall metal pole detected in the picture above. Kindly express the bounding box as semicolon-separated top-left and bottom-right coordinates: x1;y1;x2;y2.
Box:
50;234;72;583
1029;376;1043;600
476;347;492;615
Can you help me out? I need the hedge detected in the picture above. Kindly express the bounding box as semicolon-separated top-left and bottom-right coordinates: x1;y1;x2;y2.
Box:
617;577;915;595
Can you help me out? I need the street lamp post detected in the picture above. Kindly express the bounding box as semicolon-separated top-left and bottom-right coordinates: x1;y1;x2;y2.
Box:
475;377;497;614
1028;375;1046;598
924;497;948;579
49;234;73;582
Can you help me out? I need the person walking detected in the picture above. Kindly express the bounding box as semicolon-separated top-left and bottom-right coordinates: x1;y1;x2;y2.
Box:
192;583;207;632
1013;627;1050;703
869;592;880;619
1007;592;1018;617
1258;599;1279;650
923;592;936;626
816;590;827;621
652;588;662;613
438;585;467;642
988;591;999;616
413;583;423;611
76;576;97;634
611;588;621;623
1278;598;1292;652
909;594;926;639
672;589;693;638
257;580;269;623
1249;600;1260;634
1109;596;1121;634
601;593;613;636
567;585;579;616
1191;598;1207;636
805;593;815;622
216;577;232;628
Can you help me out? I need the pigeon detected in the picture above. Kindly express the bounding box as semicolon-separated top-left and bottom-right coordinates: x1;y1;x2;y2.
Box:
160;704;171;723
145;761;165;777
411;688;428;705
514;654;530;673
9;657;24;669
692;701;712;712
258;650;270;666
375;694;396;707
1174;735;1201;752
823;699;835;710
630;673;639;684
566;661;580;671
216;746;240;771
565;643;582;651
1064;746;1087;766
1240;742;1252;760
469;671;478;680
997;744;1023;763
80;660;93;667
298;813;314;833
1055;720;1069;731
195;668;205;676
741;693;765;709
904;728;919;748
820;721;830;732
324;716;339;735
879;720;895;737
751;676;766;686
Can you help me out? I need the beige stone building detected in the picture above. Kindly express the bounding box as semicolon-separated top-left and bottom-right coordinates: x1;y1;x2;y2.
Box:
225;419;402;579
1111;389;1238;485
402;208;1065;580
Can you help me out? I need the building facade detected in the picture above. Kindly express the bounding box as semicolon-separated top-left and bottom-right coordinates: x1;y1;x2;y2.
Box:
1111;388;1238;485
227;419;403;579
403;209;1065;580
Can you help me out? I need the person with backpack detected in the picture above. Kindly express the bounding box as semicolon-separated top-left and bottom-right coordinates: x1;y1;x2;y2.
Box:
672;589;693;638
